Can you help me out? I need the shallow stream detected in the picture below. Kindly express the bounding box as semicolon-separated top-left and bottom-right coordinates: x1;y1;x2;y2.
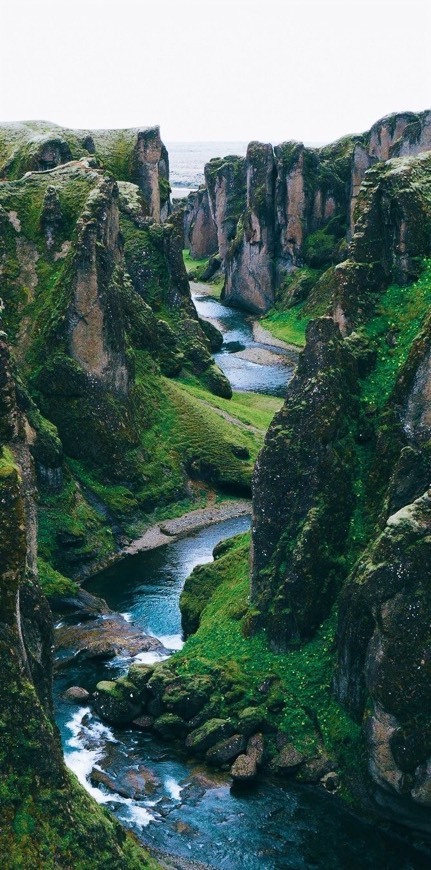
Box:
191;284;296;397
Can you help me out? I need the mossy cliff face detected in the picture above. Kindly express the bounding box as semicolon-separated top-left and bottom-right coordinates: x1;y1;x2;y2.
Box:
0;137;238;583
222;142;276;314
186;109;431;314
0;335;159;867
205;154;246;263
333;152;431;331
248;149;431;831
335;492;431;831
0;120;170;221
184;186;218;259
251;317;358;648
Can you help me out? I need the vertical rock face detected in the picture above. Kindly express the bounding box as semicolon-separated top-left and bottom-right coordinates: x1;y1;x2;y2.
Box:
335;492;431;829
0;331;68;820
184;110;431;313
0;328;158;865
205;154;246;262
132;126;166;221
274;142;307;274
184;187;218;259
223;143;275;314
69;177;129;395
251;318;358;648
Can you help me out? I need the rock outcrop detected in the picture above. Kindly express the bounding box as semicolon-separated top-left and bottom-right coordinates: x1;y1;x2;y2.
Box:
184;187;218;259
185;109;431;313
223;142;276;313
0;326;159;866
0;120;170;221
248;148;431;831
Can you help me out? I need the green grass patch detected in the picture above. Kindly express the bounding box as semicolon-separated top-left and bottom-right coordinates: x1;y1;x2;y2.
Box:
182;249;223;297
37;559;77;599
0;446;18;479
361;259;431;408
176;376;282;431
174;534;361;763
261;303;311;347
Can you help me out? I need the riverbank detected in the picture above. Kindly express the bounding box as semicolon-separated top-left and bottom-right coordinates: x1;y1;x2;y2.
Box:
122;499;252;556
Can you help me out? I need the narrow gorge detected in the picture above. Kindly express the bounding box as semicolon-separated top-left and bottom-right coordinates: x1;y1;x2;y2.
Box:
1;112;430;868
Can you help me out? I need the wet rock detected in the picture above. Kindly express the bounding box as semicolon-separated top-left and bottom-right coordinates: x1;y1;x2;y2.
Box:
206;734;247;766
271;744;305;774
185;718;234;755
90;767;127;796
296;753;335;784
247;733;265;766
93;678;143;725
153;713;188;739
120;766;160;797
50;587;110;618
55;614;164;666
230;753;257;782
64;686;91;703
131;714;155;731
127;663;155;692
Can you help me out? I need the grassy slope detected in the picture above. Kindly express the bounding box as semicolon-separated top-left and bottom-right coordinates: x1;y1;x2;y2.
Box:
37;366;279;587
174;534;361;783
183;250;223;297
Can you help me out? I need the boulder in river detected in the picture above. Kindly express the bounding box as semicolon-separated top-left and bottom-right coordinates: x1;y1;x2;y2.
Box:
185;718;234;755
206;734;247;766
230;753;257;782
55;613;165;667
64;686;91;703
271;744;305;775
93;678;143;725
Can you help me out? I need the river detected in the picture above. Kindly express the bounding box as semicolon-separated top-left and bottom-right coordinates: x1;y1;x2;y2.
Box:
53;298;428;869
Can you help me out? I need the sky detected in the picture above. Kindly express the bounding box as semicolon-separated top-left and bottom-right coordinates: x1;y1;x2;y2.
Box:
1;0;430;145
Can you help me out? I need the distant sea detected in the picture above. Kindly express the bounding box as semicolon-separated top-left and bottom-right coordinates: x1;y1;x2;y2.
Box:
166;140;324;199
166;141;248;199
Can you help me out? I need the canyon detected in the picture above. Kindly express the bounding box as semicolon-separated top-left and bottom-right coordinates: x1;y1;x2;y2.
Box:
1;113;431;866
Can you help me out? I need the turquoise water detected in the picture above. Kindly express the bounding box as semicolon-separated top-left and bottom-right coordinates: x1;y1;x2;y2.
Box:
54;518;429;869
192;288;296;397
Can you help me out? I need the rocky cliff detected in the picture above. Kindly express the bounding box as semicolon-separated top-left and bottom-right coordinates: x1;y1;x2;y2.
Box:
250;149;431;831
185;109;431;313
0;122;256;589
0;120;171;220
0;324;159;866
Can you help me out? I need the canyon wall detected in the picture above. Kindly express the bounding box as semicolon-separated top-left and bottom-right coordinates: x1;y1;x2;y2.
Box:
250;150;431;830
0;323;159;866
184;110;431;313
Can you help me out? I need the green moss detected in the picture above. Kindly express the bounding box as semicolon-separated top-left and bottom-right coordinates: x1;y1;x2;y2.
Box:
260;303;311;347
0;446;18;479
36;559;77;599
303;228;336;268
173;533;361;765
361;259;431;408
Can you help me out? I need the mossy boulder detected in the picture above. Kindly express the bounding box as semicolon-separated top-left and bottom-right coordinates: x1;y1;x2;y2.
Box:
153;713;187;739
185;718;234;755
161;675;213;719
93;679;143;725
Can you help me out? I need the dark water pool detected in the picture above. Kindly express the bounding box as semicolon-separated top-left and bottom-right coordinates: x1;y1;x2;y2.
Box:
191;287;295;397
54;518;428;869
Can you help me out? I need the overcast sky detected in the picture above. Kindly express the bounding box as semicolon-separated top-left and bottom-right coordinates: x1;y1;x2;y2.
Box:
1;0;430;145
